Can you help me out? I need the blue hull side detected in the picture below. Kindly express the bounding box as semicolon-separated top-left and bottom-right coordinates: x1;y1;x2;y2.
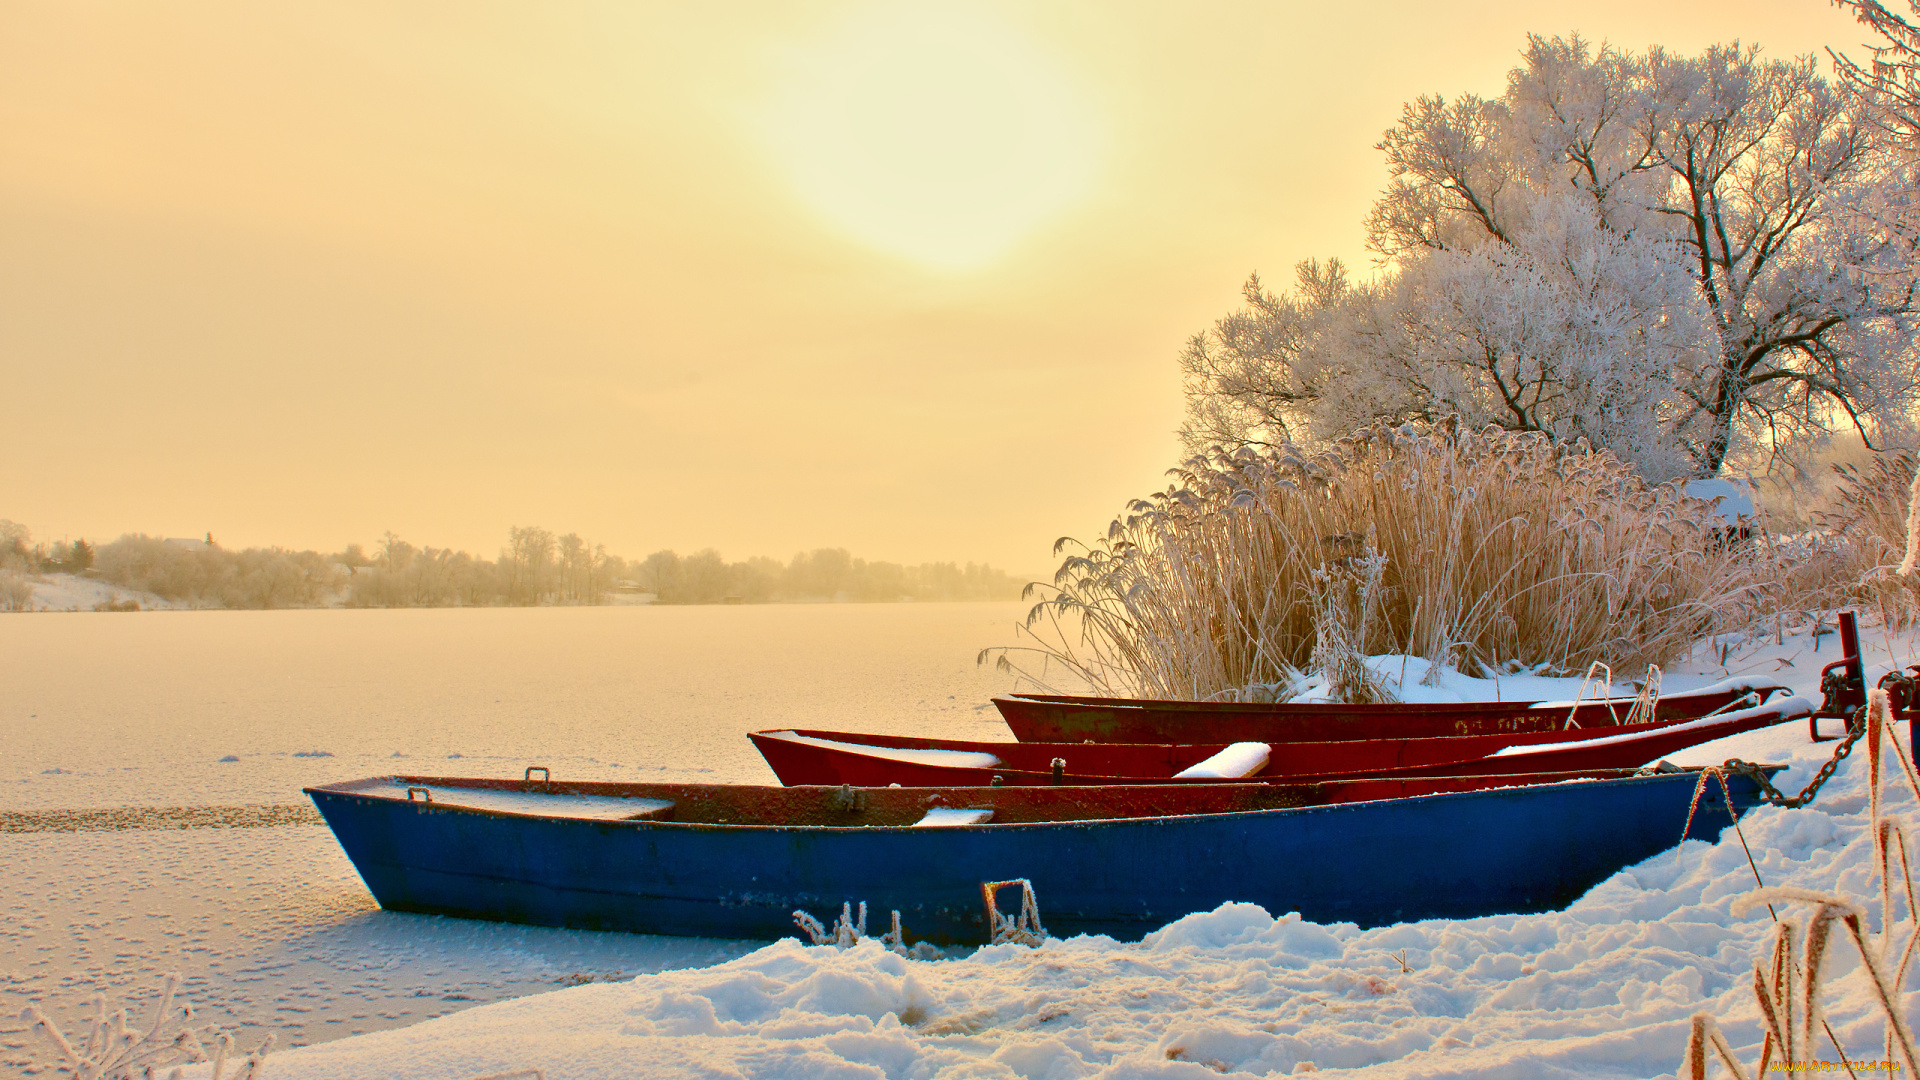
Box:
309;773;1760;943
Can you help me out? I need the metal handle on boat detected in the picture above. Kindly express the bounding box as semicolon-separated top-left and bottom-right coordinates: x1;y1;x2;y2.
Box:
406;787;432;802
525;766;551;793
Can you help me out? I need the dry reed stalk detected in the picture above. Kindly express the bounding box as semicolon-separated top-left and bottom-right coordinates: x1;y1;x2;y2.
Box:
1683;690;1920;1078
1898;461;1920;579
1686;1012;1753;1080
1809;452;1920;628
988;422;1760;700
1308;550;1393;704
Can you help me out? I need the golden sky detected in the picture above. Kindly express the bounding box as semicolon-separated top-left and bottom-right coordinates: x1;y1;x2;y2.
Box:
0;0;1871;572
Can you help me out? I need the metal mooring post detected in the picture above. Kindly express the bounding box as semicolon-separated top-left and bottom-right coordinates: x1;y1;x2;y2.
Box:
1811;611;1868;742
1839;611;1865;698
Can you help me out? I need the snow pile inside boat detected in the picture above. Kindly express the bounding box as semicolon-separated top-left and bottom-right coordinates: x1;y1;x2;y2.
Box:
1289;655;1635;704
1291;656;1787;708
1488;695;1815;756
1173;741;1271;779
913;807;995;827
760;730;1003;770
1526;673;1786;711
387;782;676;820
227;716;1915;1080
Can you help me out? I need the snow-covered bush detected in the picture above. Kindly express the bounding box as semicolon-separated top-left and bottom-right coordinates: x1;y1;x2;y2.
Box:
12;973;272;1080
0;519;33;611
0;571;31;612
989;422;1764;699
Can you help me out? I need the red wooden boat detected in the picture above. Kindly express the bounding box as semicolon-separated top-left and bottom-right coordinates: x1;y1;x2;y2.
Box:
993;677;1790;743
750;693;1811;786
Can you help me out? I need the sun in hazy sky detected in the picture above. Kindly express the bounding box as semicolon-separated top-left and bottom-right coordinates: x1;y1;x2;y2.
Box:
2;0;1867;569
755;2;1107;271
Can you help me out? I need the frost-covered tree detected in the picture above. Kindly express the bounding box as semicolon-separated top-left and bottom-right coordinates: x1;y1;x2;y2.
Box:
504;524;556;605
1183;209;1708;479
1184;34;1920;476
1831;2;1920;312
1833;1;1920;147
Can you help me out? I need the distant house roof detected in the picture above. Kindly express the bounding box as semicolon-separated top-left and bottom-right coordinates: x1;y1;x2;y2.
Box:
1683;478;1756;525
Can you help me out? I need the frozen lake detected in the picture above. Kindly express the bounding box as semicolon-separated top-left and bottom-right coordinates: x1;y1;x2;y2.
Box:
0;603;1031;1071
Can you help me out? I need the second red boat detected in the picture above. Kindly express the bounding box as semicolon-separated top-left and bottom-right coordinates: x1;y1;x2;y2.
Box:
992;677;1790;743
750;693;1812;786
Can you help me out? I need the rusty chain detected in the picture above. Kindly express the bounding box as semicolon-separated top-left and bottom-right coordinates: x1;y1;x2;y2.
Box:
1718;705;1867;809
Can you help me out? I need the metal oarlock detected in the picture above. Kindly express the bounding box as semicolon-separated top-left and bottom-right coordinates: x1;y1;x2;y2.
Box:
981;879;1047;946
791;901;915;954
1877;665;1920;772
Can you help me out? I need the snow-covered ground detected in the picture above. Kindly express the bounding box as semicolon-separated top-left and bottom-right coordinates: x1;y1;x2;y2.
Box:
157;722;1905;1080
9;610;1914;1079
123;615;1912;1080
12;572;178;612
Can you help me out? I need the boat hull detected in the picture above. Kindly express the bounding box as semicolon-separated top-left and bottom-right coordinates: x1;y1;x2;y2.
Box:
751;698;1807;786
308;770;1772;943
994;683;1783;743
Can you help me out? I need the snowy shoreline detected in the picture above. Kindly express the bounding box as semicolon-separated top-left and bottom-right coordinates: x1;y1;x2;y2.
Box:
161;718;1911;1080
141;620;1915;1079
178;727;1903;1080
6;572;178;612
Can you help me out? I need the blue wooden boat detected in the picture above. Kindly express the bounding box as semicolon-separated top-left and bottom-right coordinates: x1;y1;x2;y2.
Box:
306;766;1780;944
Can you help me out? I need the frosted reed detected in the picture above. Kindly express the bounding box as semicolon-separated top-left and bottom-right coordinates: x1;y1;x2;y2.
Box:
989;422;1761;700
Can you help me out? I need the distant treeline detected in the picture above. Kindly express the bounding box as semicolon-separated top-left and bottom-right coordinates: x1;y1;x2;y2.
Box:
0;520;1025;609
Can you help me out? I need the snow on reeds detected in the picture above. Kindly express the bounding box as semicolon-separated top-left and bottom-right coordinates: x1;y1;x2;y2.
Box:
1808;451;1920;627
9;972;271;1080
990;422;1767;700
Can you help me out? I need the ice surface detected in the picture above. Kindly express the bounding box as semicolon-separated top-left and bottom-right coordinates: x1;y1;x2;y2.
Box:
1173;742;1272;779
0;824;756;1075
0;604;1030;814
